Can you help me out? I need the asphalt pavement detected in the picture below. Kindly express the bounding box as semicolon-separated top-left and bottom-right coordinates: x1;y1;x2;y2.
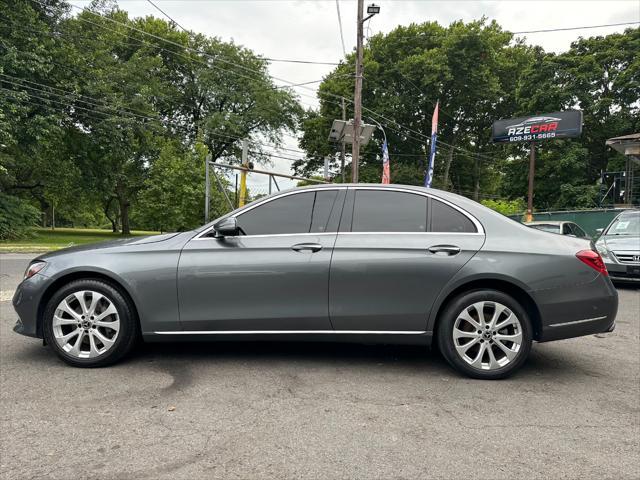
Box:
1;254;638;479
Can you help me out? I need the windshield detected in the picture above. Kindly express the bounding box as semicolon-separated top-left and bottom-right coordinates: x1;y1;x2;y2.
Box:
606;214;640;236
529;224;560;233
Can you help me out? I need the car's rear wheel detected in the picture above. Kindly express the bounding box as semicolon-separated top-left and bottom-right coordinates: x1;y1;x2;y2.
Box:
437;290;533;379
43;279;137;367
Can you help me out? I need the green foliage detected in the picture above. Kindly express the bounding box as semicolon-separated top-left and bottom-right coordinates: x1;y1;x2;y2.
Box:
480;198;525;216
1;0;300;234
0;193;40;240
134;142;231;232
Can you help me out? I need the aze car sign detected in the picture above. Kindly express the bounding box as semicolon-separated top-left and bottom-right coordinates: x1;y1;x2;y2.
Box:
492;110;583;143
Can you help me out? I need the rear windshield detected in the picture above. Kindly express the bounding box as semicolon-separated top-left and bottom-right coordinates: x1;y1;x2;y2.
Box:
607;214;640;236
529;224;560;233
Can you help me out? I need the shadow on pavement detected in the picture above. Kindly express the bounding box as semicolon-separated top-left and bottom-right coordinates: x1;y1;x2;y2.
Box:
13;335;609;383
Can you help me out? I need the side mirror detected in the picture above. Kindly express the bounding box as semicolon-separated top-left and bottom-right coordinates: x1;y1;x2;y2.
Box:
595;228;604;234
213;217;239;237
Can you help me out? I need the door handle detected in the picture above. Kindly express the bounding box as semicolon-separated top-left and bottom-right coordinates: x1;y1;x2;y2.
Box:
291;243;323;253
428;245;461;256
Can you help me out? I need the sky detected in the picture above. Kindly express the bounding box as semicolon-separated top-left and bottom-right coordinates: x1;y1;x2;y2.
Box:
76;0;640;189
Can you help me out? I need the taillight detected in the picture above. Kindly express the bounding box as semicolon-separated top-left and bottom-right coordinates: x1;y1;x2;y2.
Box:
576;250;608;276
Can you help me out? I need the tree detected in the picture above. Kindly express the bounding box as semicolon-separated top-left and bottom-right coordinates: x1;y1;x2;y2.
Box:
2;0;302;233
0;0;82;222
134;141;232;232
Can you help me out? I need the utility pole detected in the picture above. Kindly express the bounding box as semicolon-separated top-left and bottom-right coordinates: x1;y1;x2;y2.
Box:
351;0;364;183
526;142;536;222
239;139;248;207
340;97;346;183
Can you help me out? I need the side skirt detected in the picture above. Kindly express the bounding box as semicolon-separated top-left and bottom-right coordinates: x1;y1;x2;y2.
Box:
143;331;433;346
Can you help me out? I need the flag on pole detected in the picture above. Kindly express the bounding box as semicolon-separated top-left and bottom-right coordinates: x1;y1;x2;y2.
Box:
381;140;390;184
425;101;439;188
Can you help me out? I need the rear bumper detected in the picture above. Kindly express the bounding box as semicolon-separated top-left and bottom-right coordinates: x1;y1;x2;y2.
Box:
533;274;618;342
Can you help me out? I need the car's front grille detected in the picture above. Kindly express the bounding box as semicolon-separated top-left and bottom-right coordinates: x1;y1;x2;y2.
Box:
613;252;640;264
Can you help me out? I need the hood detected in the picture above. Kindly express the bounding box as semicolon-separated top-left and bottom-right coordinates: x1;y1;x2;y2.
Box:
36;232;183;261
602;234;640;251
127;232;180;245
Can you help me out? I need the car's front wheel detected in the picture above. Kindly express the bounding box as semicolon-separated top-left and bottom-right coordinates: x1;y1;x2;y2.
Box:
437;290;533;379
43;279;138;367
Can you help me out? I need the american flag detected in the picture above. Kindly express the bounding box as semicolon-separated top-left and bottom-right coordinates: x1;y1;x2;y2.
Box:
425;101;439;188
381;140;390;184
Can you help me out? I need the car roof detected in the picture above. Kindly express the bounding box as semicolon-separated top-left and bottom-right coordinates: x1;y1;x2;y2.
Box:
617;209;640;217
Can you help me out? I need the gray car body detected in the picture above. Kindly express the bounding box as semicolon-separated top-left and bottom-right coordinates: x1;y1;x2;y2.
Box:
13;184;618;346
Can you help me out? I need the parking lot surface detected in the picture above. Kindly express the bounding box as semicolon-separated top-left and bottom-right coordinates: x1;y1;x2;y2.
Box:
1;254;639;479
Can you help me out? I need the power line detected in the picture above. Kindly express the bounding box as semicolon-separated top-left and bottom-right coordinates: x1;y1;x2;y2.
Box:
0;73;160;120
436;139;497;162
513;21;639;35
145;0;188;32
7;20;327;111
141;3;341;66
335;0;348;57
265;58;340;66
0;84;414;171
22;0;505;167
30;1;435;149
24;0;393;132
57;0;334;96
48;7;330;111
0;86;145;121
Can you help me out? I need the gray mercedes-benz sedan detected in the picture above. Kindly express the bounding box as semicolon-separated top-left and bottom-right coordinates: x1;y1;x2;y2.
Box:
12;185;618;379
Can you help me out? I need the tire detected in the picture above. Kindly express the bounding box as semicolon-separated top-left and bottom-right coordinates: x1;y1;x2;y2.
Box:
436;289;533;380
42;279;138;367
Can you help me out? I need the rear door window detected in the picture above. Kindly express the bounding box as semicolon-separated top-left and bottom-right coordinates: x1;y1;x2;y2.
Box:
351;190;427;232
430;199;477;233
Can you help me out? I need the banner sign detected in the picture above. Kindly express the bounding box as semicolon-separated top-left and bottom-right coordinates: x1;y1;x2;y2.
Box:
492;110;582;143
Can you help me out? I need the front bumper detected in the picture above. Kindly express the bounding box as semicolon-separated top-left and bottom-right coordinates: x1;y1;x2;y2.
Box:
12;273;49;339
604;260;640;282
534;274;618;342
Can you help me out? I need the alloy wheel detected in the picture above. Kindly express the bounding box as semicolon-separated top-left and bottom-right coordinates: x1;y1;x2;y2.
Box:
52;290;120;359
452;301;523;371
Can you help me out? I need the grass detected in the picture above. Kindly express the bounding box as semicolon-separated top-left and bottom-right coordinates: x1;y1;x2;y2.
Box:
0;227;160;253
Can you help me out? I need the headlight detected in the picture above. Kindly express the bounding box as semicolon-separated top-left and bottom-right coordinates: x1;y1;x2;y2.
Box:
594;241;610;259
24;261;46;280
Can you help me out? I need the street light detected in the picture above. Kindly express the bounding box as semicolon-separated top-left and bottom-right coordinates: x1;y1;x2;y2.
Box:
367;4;380;15
364;3;380;21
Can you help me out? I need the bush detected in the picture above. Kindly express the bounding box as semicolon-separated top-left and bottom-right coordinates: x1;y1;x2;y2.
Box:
481;198;525;216
0;193;40;240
